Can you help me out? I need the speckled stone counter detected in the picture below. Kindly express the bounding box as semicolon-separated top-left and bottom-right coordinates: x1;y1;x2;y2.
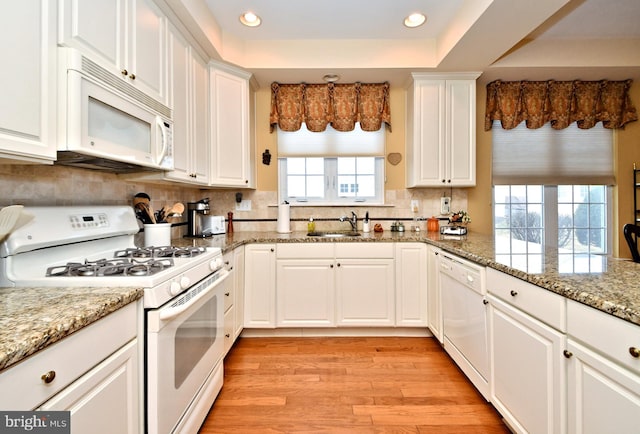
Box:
0;287;143;372
175;230;640;327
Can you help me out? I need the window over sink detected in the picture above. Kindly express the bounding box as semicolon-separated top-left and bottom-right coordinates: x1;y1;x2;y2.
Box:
277;124;385;205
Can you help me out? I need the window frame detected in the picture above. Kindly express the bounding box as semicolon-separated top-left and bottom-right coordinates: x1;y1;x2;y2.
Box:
278;156;385;205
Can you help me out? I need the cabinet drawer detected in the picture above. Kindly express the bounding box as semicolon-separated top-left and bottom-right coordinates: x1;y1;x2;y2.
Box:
0;302;138;410
277;243;335;259
487;268;566;332
224;283;234;312
335;242;394;258
568;300;640;374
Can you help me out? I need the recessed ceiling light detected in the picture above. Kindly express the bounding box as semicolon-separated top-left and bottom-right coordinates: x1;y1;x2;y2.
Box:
322;74;340;83
239;11;261;27
404;13;426;28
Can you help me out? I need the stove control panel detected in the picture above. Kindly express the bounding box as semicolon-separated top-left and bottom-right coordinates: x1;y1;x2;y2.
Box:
69;213;109;229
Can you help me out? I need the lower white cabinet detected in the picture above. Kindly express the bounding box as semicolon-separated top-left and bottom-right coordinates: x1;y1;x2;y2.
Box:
426;245;443;342
335;243;395;326
276;258;335;326
565;300;640;433
244;244;276;328
0;302;140;433
487;268;566;434
395;243;428;327
233;245;245;339
38;340;139;434
222;250;236;355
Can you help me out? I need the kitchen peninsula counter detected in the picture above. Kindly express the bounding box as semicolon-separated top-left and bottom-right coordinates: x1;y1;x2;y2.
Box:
0;286;143;371
179;230;640;327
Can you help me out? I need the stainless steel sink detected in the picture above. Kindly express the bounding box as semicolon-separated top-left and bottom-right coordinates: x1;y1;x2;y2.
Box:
307;231;361;238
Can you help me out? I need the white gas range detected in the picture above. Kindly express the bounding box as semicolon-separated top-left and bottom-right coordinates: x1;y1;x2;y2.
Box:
0;206;229;433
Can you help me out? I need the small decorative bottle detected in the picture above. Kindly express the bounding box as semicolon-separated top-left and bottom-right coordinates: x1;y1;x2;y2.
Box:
307;217;315;233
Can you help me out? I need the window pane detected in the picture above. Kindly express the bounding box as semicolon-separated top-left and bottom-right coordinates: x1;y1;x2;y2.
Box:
494;185;511;203
357;157;375;174
307;175;325;197
307;158;324;175
511;185;527;200
558;185;573;202
287;158;306;175
357;175;375;196
527;185;543;203
287;175;306;196
337;157;356;174
338;175;356;196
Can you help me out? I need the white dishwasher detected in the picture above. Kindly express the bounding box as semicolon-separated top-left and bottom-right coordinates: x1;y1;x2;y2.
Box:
439;252;490;400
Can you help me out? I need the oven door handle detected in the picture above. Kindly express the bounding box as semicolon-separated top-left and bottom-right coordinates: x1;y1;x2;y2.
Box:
158;269;229;321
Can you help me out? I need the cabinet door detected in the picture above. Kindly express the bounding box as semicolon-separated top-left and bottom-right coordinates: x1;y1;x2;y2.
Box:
38;339;140;434
244;244;276;328
209;66;251;187
446;80;476;186
0;0;56;163
233;246;245;338
191;49;210;182
129;0;167;103
59;0;123;69
489;295;566;434
395;243;428;327
276;259;335;327
406;80;446;187
566;339;640;434
336;259;395;326
168;25;190;181
427;246;443;342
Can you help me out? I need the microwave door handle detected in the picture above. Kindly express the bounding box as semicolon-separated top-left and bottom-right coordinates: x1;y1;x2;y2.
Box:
158;269;230;321
156;116;168;164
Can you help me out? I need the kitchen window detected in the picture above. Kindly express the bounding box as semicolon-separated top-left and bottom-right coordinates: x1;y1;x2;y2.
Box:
277;124;385;204
492;121;613;272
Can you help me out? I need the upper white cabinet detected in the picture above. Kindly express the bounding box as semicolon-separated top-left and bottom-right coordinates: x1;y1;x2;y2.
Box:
406;73;480;187
209;62;255;188
0;0;57;163
59;0;168;104
165;24;209;184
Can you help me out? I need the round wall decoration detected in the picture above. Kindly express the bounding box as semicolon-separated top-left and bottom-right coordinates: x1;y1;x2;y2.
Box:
387;152;402;165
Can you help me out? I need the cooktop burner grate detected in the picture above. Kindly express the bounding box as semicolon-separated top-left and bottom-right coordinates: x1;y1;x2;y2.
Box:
46;257;175;277
114;246;207;259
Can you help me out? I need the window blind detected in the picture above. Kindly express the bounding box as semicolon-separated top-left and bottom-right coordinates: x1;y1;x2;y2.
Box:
492;120;615;185
277;123;385;157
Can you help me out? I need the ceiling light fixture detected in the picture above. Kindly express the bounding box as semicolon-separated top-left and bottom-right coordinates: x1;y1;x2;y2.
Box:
404;13;426;28
239;11;261;27
322;74;340;83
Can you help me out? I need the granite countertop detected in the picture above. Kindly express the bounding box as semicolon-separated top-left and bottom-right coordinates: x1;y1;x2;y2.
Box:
0;287;143;372
177;230;640;327
3;229;639;373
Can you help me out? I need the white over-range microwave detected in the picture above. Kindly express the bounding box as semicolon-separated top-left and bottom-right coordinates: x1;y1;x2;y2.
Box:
56;48;173;172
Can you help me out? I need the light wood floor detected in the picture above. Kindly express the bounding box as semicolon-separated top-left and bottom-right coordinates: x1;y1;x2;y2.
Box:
199;337;510;434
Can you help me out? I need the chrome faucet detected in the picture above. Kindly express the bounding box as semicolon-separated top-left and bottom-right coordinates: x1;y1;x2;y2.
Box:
339;211;358;231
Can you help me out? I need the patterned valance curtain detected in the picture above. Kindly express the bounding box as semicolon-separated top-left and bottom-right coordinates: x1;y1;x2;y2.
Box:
270;82;391;133
485;79;637;131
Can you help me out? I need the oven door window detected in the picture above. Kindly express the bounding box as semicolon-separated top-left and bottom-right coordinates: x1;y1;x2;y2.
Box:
174;293;219;388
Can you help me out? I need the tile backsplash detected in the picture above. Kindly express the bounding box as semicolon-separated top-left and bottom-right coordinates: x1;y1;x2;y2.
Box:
0;164;467;234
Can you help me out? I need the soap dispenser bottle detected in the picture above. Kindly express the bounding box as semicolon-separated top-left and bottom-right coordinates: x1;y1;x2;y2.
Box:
307;217;315;233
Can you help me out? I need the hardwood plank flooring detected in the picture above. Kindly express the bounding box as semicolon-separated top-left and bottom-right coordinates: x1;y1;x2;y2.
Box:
199;337;510;434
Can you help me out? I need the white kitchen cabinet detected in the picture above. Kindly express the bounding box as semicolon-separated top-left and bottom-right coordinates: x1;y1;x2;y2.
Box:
565;300;640;433
426;245;443;342
166;25;209;184
233;245;245;339
59;0;168;104
0;302;140;433
0;0;57;163
38;339;139;434
222;250;236;355
406;73;480;187
335;243;395;327
276;243;336;327
487;269;566;434
209;62;255;188
244;244;276;328
395;243;428;327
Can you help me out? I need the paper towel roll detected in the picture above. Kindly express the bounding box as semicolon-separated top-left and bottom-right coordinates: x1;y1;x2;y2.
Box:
276;203;291;233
